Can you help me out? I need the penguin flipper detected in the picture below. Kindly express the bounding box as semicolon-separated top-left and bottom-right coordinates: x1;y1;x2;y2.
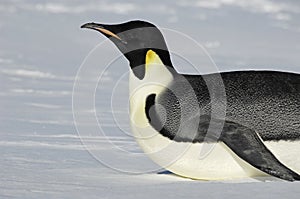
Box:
145;94;300;181
219;120;300;181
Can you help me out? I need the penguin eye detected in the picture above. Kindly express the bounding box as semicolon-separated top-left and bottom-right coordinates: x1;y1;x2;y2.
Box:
120;40;128;45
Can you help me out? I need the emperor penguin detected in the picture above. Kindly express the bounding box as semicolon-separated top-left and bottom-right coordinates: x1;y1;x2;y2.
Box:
81;20;300;181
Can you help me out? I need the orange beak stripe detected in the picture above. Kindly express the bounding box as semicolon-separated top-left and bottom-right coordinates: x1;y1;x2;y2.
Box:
94;27;122;41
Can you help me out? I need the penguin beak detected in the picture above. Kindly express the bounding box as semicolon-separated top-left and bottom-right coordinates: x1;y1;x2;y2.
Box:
81;22;124;42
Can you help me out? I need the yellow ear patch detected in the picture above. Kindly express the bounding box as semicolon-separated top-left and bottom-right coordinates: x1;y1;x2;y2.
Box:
145;50;156;64
142;49;173;82
145;50;164;70
145;50;164;65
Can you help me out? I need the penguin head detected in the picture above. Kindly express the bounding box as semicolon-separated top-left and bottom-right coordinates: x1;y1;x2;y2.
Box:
81;20;173;79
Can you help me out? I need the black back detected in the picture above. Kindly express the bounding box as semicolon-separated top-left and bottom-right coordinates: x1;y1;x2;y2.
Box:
154;71;300;141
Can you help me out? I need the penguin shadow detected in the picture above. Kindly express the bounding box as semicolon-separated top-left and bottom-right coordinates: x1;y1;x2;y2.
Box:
157;170;181;179
157;170;282;183
157;170;174;175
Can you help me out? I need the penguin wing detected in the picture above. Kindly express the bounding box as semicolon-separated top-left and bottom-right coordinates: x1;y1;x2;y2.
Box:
146;94;300;181
218;120;300;181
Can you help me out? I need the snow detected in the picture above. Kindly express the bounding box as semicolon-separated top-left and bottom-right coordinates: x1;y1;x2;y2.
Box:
1;0;300;198
1;134;300;199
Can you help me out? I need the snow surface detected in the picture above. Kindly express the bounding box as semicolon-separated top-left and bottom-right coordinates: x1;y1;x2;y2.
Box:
1;0;300;198
1;133;300;199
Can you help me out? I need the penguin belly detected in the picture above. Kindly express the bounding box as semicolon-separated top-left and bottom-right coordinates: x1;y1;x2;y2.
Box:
130;104;300;180
129;76;264;180
130;112;265;180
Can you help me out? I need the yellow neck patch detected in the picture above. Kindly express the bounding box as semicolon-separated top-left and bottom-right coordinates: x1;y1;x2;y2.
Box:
142;49;174;82
145;50;164;70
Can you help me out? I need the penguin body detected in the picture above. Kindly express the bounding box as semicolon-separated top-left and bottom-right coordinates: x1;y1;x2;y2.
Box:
81;20;300;181
160;71;300;142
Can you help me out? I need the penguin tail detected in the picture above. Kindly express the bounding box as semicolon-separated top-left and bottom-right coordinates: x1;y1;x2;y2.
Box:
292;172;300;181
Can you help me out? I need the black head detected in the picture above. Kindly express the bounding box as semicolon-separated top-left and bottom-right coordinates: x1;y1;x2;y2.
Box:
81;20;173;79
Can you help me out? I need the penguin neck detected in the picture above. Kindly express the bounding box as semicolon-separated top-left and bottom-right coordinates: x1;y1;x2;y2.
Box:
129;50;175;96
126;48;175;80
